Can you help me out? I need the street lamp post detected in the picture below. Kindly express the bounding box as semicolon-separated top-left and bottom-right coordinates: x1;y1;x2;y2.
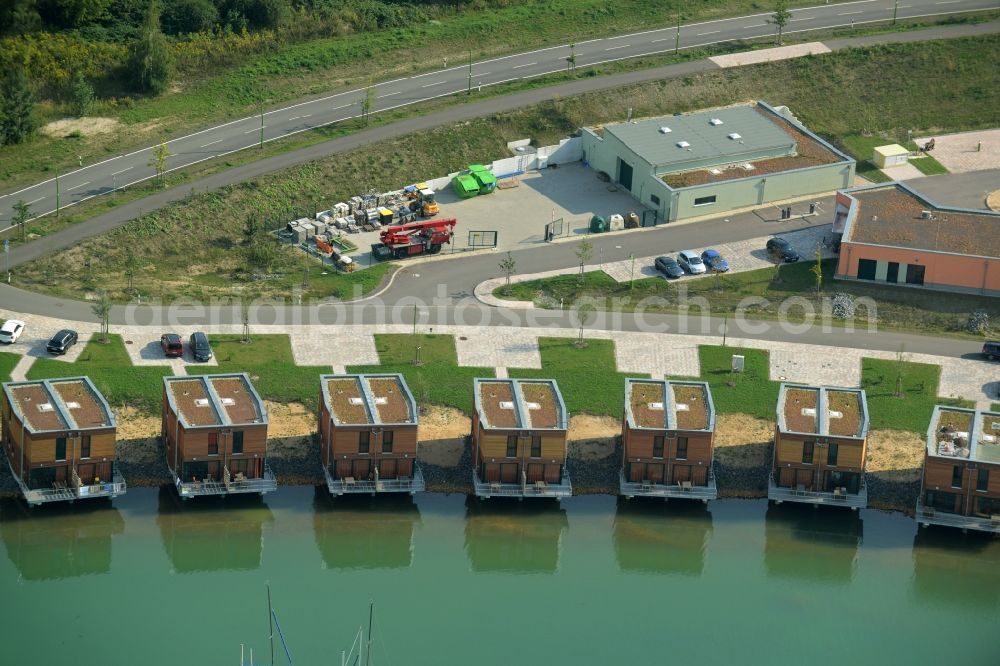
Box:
675;13;681;54
629;254;635;292
892;0;898;24
55;171;60;217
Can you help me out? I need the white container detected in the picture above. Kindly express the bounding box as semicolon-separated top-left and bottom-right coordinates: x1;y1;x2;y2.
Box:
608;214;624;231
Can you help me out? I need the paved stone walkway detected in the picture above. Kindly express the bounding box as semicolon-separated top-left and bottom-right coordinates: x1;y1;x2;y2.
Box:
880;161;925;181
914;129;1000;174
710;42;831;68
2;309;996;407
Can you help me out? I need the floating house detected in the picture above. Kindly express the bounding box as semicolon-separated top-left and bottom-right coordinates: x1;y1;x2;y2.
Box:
768;383;869;509
916;406;1000;534
620;379;717;501
1;377;125;506
161;373;276;498
471;378;571;499
318;373;424;495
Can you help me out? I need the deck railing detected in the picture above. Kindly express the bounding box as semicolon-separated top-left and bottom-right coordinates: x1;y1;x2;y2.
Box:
915;499;1000;533
20;463;126;506
175;463;277;497
619;470;717;501
324;466;426;495
472;471;572;499
767;472;867;509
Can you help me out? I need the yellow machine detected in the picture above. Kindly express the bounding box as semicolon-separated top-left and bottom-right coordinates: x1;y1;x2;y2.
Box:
405;182;439;217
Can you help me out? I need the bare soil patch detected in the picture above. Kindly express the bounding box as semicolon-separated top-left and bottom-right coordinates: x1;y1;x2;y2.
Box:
715;414;774;469
113;406;159;439
866;429;924;483
41;117;121;138
568;414;620;440
417;406;470;467
265;401;314;438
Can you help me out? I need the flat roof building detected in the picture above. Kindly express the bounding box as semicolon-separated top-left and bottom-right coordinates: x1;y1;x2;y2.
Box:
581;101;854;223
162;373;276;498
471;378;571;499
318;373;424;496
916;406;1000;534
768;383;869;509
1;377;125;505
619;379;717;501
834;181;1000;296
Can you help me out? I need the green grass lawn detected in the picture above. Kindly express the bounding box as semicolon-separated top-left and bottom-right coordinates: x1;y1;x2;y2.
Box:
509;337;647;418
25;335;170;413
0;352;20;384
186;335;329;409
909;155;949;175
695;346;779;420
861;358;974;433
348;334;494;414
992;403;1000;412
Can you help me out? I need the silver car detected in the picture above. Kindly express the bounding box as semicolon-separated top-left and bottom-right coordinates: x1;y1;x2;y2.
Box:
677;250;707;275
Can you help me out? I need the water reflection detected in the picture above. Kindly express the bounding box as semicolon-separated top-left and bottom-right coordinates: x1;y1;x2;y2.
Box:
313;490;421;570
464;498;568;573
613;498;713;576
911;527;1000;610
0;499;124;581
156;487;274;573
764;503;863;584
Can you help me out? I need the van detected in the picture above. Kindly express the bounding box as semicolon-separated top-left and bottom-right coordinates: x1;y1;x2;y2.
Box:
190;332;213;362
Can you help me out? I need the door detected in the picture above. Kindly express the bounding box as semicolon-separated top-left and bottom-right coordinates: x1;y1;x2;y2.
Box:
857;258;876;280
779;467;795;487
484;463;501;482
795;468;814;490
397;458;414;478
544;464;561;484
617;158;634;191
647;464;664;484
628;463;644;482
500;463;519;483
526;463;544;482
353;459;371;480
336;460;352;479
673;465;691;484
380;459;398;479
886;261;899;283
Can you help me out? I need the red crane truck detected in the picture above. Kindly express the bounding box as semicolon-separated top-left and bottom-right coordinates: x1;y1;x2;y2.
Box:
371;218;457;261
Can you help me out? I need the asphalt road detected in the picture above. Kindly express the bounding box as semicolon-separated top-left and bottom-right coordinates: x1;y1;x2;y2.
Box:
1;0;996;226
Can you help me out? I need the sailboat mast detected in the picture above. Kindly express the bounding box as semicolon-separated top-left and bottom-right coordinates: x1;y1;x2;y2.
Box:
267;583;275;666
365;602;374;666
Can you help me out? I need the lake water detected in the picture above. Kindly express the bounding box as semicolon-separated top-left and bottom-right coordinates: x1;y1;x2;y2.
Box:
1;488;998;665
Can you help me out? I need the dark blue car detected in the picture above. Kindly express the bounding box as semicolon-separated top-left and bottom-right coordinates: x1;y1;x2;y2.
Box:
701;249;729;273
655;256;684;279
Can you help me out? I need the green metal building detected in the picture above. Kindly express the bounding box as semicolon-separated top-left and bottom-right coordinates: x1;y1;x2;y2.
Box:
580;101;855;223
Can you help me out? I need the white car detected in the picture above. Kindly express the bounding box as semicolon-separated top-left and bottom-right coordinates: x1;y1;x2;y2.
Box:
677;250;707;275
0;319;25;344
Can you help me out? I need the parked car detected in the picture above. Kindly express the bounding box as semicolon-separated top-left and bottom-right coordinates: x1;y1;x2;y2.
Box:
983;341;1000;361
160;333;183;358
0;319;25;344
654;256;684;279
46;329;78;355
766;237;800;262
677;250;707;275
701;249;729;273
189;331;213;362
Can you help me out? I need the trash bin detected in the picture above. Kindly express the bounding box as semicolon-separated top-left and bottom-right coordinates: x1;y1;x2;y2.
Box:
589;215;606;233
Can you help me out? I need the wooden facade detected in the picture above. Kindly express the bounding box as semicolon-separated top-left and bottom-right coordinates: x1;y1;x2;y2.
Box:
161;373;275;498
1;377;124;505
769;383;869;509
318;373;423;495
620;379;717;500
917;406;1000;533
471;378;571;498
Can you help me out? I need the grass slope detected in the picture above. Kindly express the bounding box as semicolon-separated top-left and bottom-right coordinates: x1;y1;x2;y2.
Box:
861;358;974;432
25;335;170;413
0;352;20;384
348;334;495;414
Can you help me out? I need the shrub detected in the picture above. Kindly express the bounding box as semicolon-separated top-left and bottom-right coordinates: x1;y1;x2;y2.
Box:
126;1;173;95
161;0;219;35
0;67;35;146
68;69;94;116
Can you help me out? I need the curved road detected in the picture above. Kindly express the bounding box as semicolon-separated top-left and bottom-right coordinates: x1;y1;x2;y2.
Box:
1;0;996;225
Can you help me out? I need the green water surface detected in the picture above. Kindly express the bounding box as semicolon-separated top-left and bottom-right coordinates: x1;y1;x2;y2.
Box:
1;488;998;665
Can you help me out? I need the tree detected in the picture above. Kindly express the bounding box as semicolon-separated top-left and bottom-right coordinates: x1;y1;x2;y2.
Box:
91;290;111;343
68;70;94;117
574;301;595;348
810;243;823;300
149;140;171;187
122;247;139;295
0;67;35;146
770;0;791;45
361;83;375;126
498;251;516;287
894;344;906;398
161;0;218;35
127;1;173;95
575;238;593;280
12;199;31;243
0;0;42;36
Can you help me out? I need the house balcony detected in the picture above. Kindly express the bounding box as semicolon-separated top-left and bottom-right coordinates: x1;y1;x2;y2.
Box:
324;465;425;496
767;472;866;509
173;463;277;498
619;470;717;502
916;498;1000;534
17;463;126;507
472;470;572;500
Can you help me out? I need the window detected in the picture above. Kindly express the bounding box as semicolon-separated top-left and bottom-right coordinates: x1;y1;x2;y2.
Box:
693;195;717;207
951;465;963;488
81;435;91;459
886;262;899;283
359;431;370;454
652;436;664;458
55;437;67;461
208;432;219;456
977;468;989;492
906;264;925;285
506;435;518;457
802;441;814;464
676;437;688;460
650;194;661;206
856;259;877;280
232;431;244;454
383;430;394;453
530;436;541;458
827;443;838;466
